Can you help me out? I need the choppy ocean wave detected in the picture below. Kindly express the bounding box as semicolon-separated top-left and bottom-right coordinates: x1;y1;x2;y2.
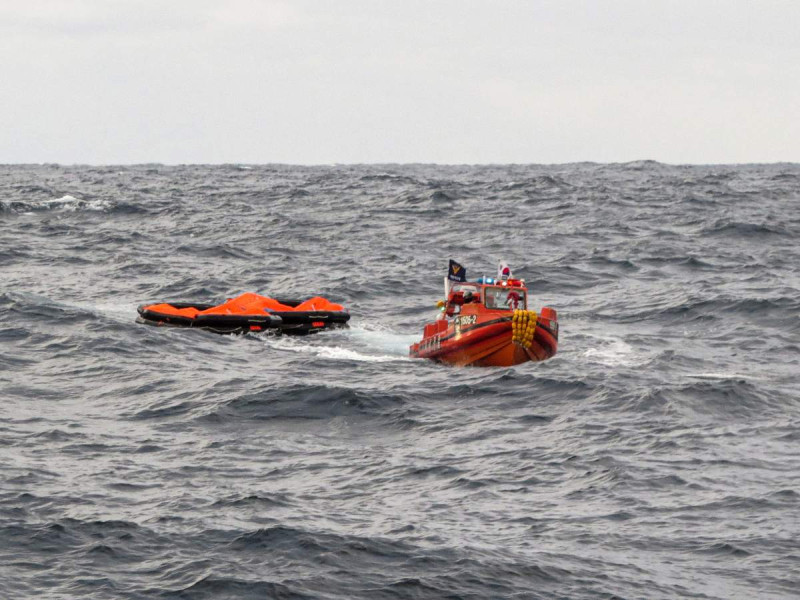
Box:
1;163;799;599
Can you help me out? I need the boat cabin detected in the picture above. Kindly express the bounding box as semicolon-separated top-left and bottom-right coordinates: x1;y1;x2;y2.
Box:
447;280;527;312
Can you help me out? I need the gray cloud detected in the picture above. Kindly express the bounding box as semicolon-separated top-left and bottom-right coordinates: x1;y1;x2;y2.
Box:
1;0;798;164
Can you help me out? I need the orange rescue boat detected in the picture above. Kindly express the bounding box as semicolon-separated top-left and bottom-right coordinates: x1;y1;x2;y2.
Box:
409;263;558;367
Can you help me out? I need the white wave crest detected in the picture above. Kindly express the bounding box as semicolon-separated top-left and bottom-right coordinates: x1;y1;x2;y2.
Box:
581;337;650;367
2;195;115;213
263;334;406;363
343;322;419;356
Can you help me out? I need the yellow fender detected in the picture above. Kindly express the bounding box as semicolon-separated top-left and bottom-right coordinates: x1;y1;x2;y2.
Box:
512;309;538;349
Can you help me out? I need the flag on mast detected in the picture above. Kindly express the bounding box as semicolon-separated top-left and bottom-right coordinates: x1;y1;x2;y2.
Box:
448;259;467;282
498;261;512;281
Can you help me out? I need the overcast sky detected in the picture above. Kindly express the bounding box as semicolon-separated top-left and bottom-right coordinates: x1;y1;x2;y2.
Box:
1;1;798;164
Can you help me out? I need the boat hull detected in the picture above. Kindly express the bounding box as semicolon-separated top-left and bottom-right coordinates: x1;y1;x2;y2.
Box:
409;312;558;367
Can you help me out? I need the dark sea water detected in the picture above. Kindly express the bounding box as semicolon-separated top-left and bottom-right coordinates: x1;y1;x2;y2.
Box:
1;162;799;599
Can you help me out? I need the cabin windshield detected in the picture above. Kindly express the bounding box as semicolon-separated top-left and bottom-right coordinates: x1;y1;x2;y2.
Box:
484;286;526;310
451;283;480;295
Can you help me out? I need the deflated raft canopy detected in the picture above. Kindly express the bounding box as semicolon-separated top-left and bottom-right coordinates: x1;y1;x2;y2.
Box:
137;292;349;335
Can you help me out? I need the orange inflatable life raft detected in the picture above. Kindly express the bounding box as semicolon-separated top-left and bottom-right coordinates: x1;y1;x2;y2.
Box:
137;292;349;335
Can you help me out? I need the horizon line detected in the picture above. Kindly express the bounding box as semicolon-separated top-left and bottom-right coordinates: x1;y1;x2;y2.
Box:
2;160;799;168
